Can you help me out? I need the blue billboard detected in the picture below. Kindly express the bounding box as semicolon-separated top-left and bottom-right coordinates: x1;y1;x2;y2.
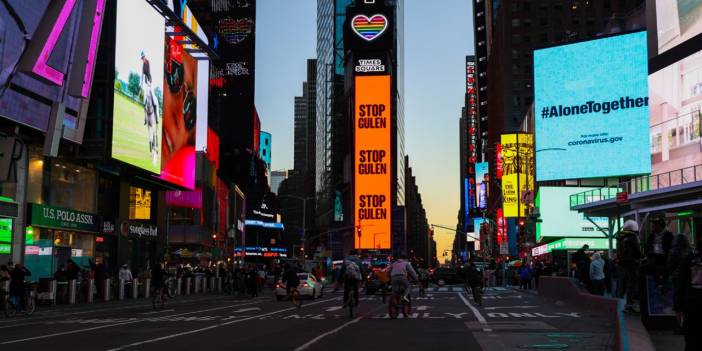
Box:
475;162;488;209
533;31;650;181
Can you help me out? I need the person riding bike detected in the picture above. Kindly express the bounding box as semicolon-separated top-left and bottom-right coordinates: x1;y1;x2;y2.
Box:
388;254;418;302
8;263;31;311
281;264;300;299
340;249;363;307
151;263;167;295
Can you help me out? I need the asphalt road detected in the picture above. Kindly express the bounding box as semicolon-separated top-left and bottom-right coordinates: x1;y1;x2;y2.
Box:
0;285;616;350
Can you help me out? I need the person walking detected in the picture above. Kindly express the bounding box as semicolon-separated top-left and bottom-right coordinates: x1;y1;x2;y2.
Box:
9;263;31;310
119;264;133;282
589;252;605;296
617;220;643;313
519;262;532;290
645;217;674;287
533;261;544;290
573;244;591;289
673;231;702;351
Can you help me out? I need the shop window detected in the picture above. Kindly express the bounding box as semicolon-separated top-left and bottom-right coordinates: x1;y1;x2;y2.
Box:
49;161;96;213
129;186;152;220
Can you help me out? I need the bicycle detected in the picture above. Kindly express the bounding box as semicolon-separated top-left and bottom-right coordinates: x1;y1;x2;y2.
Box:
287;286;302;309
344;284;359;317
152;285;167;311
388;283;411;319
3;286;36;317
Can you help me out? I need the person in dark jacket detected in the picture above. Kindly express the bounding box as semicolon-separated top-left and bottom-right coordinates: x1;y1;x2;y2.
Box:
464;261;483;305
572;245;590;288
645;217;674;287
674;232;702;351
9;263;31;310
617;220;643;312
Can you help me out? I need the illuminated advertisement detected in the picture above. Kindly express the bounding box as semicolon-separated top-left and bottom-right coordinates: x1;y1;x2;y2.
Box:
475;162;489;209
0;0;105;143
535;187;609;242
466;58;478;215
354;75;391;249
129;187;152;220
112;0;165;173
159;35;197;188
656;0;702;55
501;134;533;218
649;50;702;175
534;31;650;181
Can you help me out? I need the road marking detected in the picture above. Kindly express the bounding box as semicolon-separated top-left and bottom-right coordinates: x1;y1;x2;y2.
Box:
0;300;264;345
325;306;343;312
438;287;448;292
415;305;431;311
105;296;342;350
140;309;175;315
232;307;261;313
483;305;537;310
457;292;492;332
293;317;362;351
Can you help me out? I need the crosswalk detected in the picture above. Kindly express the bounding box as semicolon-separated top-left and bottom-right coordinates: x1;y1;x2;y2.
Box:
427;286;508;293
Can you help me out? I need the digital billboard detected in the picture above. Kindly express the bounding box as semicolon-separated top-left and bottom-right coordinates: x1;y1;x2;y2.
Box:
129;187;152;220
534;31;650;181
535;187;609;242
649;50;702;175
475;162;489;209
656;0;702;55
501;134;533;218
354;75;391;249
159;35;197;188
112;0;165;173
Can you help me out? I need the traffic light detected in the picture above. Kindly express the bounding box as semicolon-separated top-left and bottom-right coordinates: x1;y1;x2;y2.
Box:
518;219;526;238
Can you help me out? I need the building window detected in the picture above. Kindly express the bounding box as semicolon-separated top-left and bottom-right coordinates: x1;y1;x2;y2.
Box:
512;49;520;59
540;33;548;42
512;19;520;28
512;34;522;44
540;18;548;26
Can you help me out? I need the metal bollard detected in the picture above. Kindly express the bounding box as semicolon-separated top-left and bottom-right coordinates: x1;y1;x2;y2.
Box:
217;277;222;293
176;278;182;296
144;279;151;299
194;277;200;294
185;277;191;295
50;280;57;304
209;277;215;293
132;278;139;299
87;279;95;303
118;279;125;300
104;278;111;301
68;280;77;304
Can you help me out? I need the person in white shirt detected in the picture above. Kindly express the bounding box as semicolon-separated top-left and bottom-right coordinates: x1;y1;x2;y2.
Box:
388;254;418;302
119;264;133;282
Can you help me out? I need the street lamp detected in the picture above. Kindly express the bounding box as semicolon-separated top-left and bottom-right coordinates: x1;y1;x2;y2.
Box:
278;195;314;257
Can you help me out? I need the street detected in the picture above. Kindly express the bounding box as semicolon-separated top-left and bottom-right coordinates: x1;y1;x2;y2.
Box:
0;286;615;350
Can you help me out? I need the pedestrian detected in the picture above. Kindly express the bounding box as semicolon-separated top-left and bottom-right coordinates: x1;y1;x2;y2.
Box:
673;230;702;351
573;244;591;289
617;219;643;313
519;261;532;290
119;264;133;281
9;263;31;310
533;261;544;290
589;252;605;296
645;217;674;287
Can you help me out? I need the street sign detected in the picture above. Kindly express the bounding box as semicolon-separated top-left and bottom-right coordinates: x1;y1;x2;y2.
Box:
616;192;628;204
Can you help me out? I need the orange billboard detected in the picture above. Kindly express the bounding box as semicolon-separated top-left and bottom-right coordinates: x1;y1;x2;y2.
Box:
354;75;391;249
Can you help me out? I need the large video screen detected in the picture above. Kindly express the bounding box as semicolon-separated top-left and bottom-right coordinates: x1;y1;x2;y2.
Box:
159;35;197;188
501;134;533;218
112;1;165;173
656;0;702;55
534;31;650;181
535;187;609;241
354;75;391;250
649;50;702;175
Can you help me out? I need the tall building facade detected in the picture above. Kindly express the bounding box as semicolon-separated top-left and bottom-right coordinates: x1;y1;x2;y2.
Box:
405;156;436;267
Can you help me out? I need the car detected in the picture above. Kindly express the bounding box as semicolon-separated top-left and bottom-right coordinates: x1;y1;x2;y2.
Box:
365;269;390;295
431;268;463;285
275;273;324;301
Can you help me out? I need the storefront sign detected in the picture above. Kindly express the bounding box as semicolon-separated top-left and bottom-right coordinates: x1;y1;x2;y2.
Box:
127;222;158;239
27;203;99;232
102;220;115;234
0;243;10;255
355;58;386;73
532;244;548;256
0;196;19;217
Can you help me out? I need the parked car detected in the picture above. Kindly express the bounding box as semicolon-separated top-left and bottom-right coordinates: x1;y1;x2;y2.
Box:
275;273;324;300
431;268;462;285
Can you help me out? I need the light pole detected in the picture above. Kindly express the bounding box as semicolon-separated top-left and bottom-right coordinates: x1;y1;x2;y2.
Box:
278;195;314;258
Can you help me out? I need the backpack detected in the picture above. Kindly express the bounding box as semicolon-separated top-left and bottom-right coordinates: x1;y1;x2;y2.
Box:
344;260;362;281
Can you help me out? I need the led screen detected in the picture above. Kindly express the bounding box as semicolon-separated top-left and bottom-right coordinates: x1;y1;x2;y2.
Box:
129;186;152;220
475;162;489;209
649;50;702;175
656;0;702;54
159;35;197;188
534;31;650;181
354;75;391;249
535;187;609;241
501;134;533;218
112;0;165;173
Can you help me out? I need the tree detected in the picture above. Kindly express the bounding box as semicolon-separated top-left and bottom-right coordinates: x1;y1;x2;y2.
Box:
127;72;141;99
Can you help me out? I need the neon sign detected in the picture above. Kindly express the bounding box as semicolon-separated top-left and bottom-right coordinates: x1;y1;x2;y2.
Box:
351;14;388;41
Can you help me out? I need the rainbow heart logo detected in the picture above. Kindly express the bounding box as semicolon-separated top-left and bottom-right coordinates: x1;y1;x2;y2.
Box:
352;14;388;41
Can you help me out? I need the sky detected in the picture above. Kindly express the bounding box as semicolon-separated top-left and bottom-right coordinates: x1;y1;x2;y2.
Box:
256;0;474;260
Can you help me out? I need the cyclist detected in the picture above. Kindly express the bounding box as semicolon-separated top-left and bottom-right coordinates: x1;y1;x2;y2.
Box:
340;249;363;307
388;254;418;303
281;264;300;300
9;263;31;311
151;262;166;296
